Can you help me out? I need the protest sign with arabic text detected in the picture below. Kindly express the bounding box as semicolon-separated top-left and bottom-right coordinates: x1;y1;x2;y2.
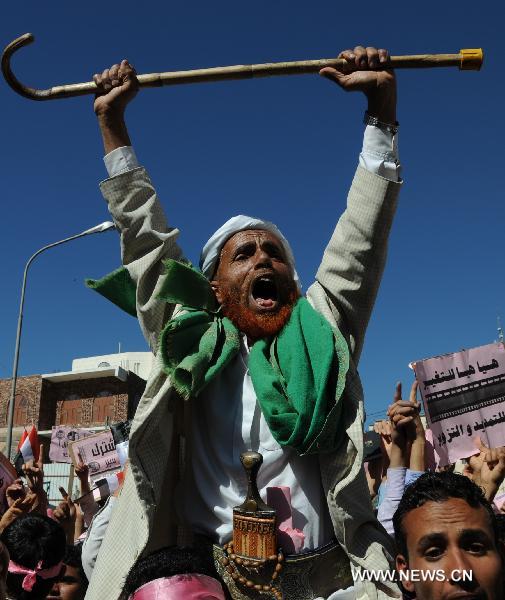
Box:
68;430;120;475
412;342;505;466
49;426;93;463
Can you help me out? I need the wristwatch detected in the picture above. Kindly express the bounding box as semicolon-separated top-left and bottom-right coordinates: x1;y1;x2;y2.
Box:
364;111;399;135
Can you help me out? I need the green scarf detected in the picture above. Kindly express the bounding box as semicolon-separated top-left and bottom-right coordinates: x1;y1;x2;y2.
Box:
87;260;350;455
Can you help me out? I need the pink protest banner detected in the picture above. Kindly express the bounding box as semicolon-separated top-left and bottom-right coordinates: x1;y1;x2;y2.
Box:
49;426;93;463
0;451;17;508
412;342;505;466
68;430;120;475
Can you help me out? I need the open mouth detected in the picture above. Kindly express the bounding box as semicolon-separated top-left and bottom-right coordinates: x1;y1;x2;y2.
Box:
251;276;279;310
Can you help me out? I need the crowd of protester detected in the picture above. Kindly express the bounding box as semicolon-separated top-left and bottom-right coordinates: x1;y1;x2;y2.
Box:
365;380;505;598
1;379;504;599
0;444;228;599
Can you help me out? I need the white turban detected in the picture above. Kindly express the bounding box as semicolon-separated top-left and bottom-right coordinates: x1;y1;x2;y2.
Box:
199;215;299;283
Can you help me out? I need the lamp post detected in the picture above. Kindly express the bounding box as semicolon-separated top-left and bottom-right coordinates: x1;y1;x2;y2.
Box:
5;221;116;457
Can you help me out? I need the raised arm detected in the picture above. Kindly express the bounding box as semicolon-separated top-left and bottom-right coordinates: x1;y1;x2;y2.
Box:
377;381;420;536
309;46;401;362
93;61;185;349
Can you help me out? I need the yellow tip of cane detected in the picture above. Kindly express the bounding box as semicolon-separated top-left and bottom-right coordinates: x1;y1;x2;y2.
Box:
459;48;484;70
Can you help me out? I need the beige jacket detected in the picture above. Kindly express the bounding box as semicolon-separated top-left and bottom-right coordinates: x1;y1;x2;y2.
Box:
85;164;402;599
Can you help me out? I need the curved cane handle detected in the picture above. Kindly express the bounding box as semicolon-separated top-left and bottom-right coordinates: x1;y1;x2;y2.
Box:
2;34;43;100
2;33;96;101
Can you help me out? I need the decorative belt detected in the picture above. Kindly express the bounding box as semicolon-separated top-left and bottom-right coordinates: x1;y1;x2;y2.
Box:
213;539;352;600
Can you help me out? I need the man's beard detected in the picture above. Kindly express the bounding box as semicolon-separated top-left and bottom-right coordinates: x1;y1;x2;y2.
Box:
220;286;299;341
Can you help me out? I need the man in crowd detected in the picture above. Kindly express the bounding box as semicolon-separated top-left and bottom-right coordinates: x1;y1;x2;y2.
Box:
118;546;225;600
0;513;66;599
393;471;504;599
47;544;88;600
86;45;402;599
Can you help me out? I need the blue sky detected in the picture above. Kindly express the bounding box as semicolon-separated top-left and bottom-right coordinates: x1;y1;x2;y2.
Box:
1;1;502;426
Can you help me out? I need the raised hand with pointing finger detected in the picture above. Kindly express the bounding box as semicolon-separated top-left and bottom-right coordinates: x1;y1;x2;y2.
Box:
5;479;26;508
75;451;91;496
53;486;77;544
464;438;505;502
22;442;44;490
21;443;48;515
0;494;37;534
386;381;420;468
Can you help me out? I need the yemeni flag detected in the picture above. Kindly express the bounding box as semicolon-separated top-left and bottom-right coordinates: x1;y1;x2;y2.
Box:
14;426;40;476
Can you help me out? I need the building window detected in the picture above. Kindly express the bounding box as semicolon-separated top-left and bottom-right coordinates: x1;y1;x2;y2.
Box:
14;395;28;427
92;396;115;424
60;399;82;426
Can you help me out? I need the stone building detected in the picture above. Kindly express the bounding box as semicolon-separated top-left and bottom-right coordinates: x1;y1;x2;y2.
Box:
0;352;152;455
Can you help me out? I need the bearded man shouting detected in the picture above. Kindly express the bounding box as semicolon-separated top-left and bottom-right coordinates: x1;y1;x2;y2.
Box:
86;46;402;600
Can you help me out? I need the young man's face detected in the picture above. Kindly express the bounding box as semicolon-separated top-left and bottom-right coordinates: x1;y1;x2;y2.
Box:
211;229;299;340
396;498;504;599
47;564;86;600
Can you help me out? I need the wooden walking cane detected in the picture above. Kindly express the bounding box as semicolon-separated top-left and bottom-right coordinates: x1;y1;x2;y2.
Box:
2;33;483;101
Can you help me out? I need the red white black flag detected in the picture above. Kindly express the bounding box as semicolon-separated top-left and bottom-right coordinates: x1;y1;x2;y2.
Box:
14;426;40;476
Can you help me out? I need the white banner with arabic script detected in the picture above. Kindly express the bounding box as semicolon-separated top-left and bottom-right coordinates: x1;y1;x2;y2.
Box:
412;342;505;466
68;430;120;475
49;426;94;463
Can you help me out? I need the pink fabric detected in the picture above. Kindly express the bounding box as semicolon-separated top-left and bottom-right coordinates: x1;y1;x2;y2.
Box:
267;486;305;554
493;492;505;511
8;560;63;592
130;574;225;599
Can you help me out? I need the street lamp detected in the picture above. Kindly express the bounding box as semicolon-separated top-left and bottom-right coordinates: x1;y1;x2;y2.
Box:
5;221;116;457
